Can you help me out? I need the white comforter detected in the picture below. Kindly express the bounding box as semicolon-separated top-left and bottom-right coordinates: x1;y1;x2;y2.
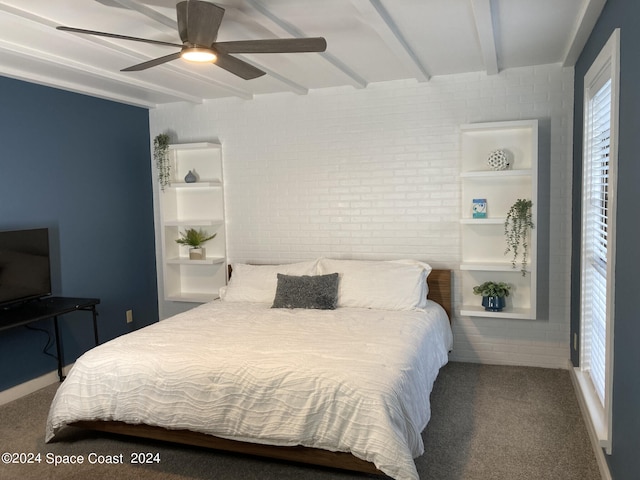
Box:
46;300;452;480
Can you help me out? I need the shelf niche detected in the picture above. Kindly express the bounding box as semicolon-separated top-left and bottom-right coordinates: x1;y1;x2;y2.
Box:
158;142;227;304
459;120;538;320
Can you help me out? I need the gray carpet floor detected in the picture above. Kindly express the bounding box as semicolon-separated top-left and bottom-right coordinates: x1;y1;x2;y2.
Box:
0;362;601;480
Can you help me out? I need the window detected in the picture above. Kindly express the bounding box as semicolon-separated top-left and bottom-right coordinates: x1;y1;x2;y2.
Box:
578;28;619;454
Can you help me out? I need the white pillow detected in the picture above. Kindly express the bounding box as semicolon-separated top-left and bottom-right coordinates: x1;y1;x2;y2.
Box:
317;258;432;311
223;261;318;303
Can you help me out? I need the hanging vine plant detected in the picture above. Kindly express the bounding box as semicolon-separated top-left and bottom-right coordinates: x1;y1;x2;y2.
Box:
504;198;534;276
154;133;171;191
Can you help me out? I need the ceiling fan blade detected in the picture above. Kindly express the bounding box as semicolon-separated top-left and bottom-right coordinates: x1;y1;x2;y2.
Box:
214;53;265;80
214;37;327;54
176;0;224;47
121;52;182;72
56;26;182;48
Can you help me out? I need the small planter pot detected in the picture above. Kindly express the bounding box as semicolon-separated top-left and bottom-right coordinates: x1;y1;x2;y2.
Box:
482;295;506;312
189;247;206;260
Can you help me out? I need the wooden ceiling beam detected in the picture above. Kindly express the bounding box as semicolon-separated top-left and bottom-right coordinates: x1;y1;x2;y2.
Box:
470;0;499;75
562;0;607;67
247;0;367;89
0;39;195;107
350;0;430;82
109;0;177;30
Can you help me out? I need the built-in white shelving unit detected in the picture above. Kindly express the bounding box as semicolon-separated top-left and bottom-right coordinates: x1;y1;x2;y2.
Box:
158;142;227;303
459;120;538;319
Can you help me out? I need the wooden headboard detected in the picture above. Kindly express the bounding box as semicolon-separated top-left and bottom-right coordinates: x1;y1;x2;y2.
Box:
427;269;452;320
228;264;452;321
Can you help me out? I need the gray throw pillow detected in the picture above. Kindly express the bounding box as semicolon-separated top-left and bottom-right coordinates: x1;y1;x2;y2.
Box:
271;273;339;310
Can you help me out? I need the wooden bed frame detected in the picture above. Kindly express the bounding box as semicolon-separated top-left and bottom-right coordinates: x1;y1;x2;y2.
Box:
69;269;452;475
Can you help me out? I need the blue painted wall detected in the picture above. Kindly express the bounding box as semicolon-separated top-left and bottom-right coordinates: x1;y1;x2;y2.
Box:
571;0;640;477
0;76;158;390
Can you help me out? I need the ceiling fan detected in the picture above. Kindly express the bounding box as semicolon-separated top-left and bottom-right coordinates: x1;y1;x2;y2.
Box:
56;0;327;80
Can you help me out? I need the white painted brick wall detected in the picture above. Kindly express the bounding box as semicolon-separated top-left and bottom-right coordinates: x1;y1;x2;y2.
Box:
150;64;574;369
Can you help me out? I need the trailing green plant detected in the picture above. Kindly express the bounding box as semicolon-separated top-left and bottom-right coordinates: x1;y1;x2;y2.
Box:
472;281;511;298
154;133;171;191
175;228;216;249
504;198;534;276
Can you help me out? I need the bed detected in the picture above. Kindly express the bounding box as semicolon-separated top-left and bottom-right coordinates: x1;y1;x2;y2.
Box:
46;258;453;480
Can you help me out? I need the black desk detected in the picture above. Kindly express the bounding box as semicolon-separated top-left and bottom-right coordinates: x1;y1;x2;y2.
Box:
0;297;100;381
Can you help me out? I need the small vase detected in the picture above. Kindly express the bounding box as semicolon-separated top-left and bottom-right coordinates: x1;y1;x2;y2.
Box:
482;296;505;312
189;247;205;260
185;170;197;183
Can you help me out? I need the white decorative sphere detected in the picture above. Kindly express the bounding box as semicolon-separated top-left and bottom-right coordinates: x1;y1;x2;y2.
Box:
487;149;510;170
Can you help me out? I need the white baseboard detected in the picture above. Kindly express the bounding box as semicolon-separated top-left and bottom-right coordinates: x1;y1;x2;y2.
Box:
570;367;612;480
0;364;74;406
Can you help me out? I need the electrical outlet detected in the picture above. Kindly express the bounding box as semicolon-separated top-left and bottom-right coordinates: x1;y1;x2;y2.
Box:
126;310;133;324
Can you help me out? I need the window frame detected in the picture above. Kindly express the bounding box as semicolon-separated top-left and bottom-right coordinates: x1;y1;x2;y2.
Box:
577;28;620;455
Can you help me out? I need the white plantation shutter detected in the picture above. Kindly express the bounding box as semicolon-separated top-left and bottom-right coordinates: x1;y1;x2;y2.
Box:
582;78;611;405
578;29;619;454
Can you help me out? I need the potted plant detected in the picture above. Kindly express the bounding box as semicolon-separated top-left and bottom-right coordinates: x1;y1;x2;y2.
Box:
504;198;534;276
473;281;511;312
175;228;216;260
154;133;171;191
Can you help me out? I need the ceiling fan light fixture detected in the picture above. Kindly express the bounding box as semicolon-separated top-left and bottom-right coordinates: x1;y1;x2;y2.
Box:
181;47;216;63
56;0;326;78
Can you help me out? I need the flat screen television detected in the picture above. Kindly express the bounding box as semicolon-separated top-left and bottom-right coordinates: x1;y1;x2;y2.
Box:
0;228;52;307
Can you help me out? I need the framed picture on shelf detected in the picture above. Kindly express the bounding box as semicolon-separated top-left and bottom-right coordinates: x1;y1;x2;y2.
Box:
472;198;487;218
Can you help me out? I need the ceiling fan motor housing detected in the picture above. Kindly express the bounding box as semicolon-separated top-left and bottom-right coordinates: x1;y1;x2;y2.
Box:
177;1;224;48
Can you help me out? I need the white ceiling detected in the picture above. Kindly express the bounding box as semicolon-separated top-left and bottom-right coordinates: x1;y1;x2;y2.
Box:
0;0;606;108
